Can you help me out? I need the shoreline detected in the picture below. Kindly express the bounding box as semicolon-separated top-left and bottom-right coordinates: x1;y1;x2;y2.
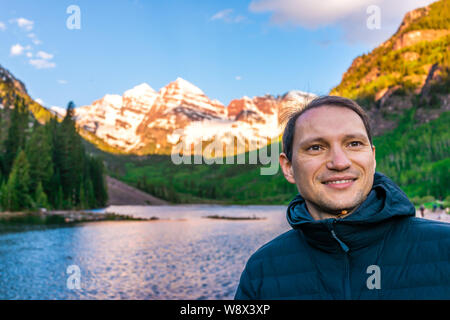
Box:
202;214;267;221
0;210;158;226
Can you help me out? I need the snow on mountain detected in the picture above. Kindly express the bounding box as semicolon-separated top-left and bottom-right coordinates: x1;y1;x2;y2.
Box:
124;83;156;97
48;106;67;117
75;78;316;155
75;93;130;149
154;78;226;116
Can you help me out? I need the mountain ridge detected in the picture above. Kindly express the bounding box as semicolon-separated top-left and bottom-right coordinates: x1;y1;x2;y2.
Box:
331;0;449;134
0;64;53;123
74;77;316;156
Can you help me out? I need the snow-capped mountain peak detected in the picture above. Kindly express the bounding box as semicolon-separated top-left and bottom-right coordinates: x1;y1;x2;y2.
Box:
160;77;203;96
74;78;316;155
101;94;123;107
170;77;204;95
124;83;156;97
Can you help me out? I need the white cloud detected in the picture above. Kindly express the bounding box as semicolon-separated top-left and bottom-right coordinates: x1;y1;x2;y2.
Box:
28;33;42;45
35;98;45;106
10;43;32;56
249;0;436;44
211;9;234;21
235;76;242;80
235;15;246;23
57;80;68;85
29;59;56;69
10;44;25;56
29;51;56;69
250;0;373;28
26;52;33;58
211;9;246;23
0;22;6;31
36;51;54;60
10;17;34;31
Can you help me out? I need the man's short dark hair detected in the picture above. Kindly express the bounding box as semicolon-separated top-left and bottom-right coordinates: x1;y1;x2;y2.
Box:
282;95;373;162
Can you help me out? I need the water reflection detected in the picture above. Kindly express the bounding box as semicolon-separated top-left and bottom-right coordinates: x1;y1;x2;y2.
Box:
0;205;290;299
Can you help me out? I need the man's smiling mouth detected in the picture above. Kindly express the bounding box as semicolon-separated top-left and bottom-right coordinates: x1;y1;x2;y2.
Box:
324;179;354;185
321;177;358;188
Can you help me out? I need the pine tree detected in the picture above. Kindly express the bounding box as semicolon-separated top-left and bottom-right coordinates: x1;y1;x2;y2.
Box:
35;181;49;209
58;101;85;206
48;168;61;209
3;96;29;176
88;156;108;207
85;179;96;209
79;184;86;210
56;186;64;210
25;124;53;195
0;182;7;211
3;150;33;211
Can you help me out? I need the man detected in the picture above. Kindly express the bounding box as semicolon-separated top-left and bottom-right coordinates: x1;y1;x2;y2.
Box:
235;96;449;299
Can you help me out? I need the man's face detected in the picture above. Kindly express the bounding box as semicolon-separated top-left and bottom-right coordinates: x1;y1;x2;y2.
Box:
280;106;376;216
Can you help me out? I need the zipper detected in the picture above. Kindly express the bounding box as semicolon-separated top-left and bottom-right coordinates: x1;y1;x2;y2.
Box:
329;219;352;300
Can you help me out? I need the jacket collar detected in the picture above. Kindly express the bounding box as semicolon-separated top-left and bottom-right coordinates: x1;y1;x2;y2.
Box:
286;172;416;253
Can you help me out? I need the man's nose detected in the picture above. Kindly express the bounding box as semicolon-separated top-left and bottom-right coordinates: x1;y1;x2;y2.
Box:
326;146;351;170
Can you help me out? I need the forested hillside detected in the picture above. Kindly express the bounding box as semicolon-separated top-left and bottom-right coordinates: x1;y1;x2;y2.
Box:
0;98;108;211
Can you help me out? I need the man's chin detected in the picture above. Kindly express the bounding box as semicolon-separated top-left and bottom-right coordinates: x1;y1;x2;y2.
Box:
317;198;361;215
317;187;367;210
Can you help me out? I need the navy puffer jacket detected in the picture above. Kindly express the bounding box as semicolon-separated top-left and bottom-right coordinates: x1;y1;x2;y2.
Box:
235;172;450;299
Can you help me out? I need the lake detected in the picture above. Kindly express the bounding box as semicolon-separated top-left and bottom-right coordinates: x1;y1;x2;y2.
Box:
0;205;290;299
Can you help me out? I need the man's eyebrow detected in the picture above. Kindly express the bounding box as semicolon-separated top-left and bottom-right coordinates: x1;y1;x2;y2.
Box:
343;133;370;141
298;137;327;147
298;133;369;146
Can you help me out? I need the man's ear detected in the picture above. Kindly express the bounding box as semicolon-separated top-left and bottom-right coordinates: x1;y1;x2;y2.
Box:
372;145;376;170
279;153;296;184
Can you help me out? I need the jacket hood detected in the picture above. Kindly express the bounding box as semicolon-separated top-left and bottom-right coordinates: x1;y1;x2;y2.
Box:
286;172;416;252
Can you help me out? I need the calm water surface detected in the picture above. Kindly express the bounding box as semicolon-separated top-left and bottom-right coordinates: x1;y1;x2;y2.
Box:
0;205;290;299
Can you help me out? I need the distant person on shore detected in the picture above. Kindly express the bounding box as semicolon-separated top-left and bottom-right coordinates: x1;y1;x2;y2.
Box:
235;95;450;300
438;203;446;221
432;203;437;212
419;204;425;218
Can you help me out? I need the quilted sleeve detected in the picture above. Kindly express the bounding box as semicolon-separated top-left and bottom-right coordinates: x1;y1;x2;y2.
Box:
234;264;258;300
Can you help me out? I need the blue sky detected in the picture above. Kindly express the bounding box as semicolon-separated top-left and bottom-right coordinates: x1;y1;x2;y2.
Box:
0;0;435;108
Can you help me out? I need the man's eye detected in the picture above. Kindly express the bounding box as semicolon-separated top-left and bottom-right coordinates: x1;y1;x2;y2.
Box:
307;145;322;151
349;141;362;147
